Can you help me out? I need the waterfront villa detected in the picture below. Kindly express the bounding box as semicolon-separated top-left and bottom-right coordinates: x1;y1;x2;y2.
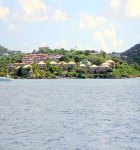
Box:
80;60;92;66
89;60;115;73
58;61;67;66
79;64;87;68
50;61;58;65
37;61;46;69
68;61;76;66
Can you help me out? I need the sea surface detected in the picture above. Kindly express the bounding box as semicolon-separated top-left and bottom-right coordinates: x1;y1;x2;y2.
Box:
0;79;140;150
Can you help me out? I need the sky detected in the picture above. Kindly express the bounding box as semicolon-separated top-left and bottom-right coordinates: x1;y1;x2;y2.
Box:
0;0;140;53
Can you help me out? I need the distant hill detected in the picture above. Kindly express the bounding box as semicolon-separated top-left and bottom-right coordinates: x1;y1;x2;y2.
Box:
0;45;22;56
0;45;11;56
121;44;140;65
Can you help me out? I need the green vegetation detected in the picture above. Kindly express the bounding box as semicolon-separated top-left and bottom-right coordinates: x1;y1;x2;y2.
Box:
0;45;23;76
0;44;140;79
121;43;140;65
111;62;140;78
0;55;23;76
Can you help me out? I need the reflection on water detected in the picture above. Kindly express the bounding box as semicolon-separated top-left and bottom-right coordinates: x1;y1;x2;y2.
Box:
0;79;140;150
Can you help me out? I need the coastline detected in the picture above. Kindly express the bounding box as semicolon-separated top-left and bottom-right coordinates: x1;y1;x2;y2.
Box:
1;76;139;80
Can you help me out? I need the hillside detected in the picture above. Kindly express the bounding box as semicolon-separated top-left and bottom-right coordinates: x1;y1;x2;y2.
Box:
0;45;11;56
0;45;23;73
121;44;140;65
0;45;22;56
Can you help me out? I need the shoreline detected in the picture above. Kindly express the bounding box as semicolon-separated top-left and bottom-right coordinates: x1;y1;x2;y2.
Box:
1;76;139;80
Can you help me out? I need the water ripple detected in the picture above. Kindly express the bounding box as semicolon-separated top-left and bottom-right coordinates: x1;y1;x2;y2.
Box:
0;79;140;150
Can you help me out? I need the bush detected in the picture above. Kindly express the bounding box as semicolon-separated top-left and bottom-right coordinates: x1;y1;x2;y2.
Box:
78;74;87;78
75;67;86;74
49;66;61;74
94;74;99;78
87;74;94;78
66;72;78;77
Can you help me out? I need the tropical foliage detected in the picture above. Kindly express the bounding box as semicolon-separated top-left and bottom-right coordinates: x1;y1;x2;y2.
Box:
121;43;140;65
0;44;140;78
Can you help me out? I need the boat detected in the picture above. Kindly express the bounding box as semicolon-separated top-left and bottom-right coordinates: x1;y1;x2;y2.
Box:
6;74;13;80
0;77;12;81
0;74;13;81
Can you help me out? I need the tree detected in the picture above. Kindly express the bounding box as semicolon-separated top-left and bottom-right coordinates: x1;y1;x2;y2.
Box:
49;66;62;75
84;50;91;56
74;67;86;74
87;55;104;65
74;54;87;63
59;55;71;62
100;50;107;59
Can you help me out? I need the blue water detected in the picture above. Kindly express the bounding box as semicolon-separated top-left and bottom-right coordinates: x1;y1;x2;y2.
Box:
0;79;140;150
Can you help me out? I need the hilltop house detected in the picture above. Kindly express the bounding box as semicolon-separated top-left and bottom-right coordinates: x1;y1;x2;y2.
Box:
22;54;48;64
22;54;63;64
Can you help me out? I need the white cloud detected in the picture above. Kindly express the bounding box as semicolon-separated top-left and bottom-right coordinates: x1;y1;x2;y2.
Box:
15;0;68;22
78;11;124;52
39;42;49;47
128;29;133;34
104;0;123;18
0;6;10;19
94;31;109;51
56;0;63;4
108;0;140;18
79;13;106;30
8;24;20;34
125;0;140;17
19;42;34;52
16;0;48;21
110;0;121;10
55;39;66;49
137;35;140;41
53;9;68;21
94;25;123;52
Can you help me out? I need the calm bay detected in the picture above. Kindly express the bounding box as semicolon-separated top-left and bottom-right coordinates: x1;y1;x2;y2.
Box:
0;79;140;150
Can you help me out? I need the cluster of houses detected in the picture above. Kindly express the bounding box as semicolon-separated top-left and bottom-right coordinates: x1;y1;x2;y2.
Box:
48;60;115;73
7;54;115;73
7;54;63;71
22;54;63;64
